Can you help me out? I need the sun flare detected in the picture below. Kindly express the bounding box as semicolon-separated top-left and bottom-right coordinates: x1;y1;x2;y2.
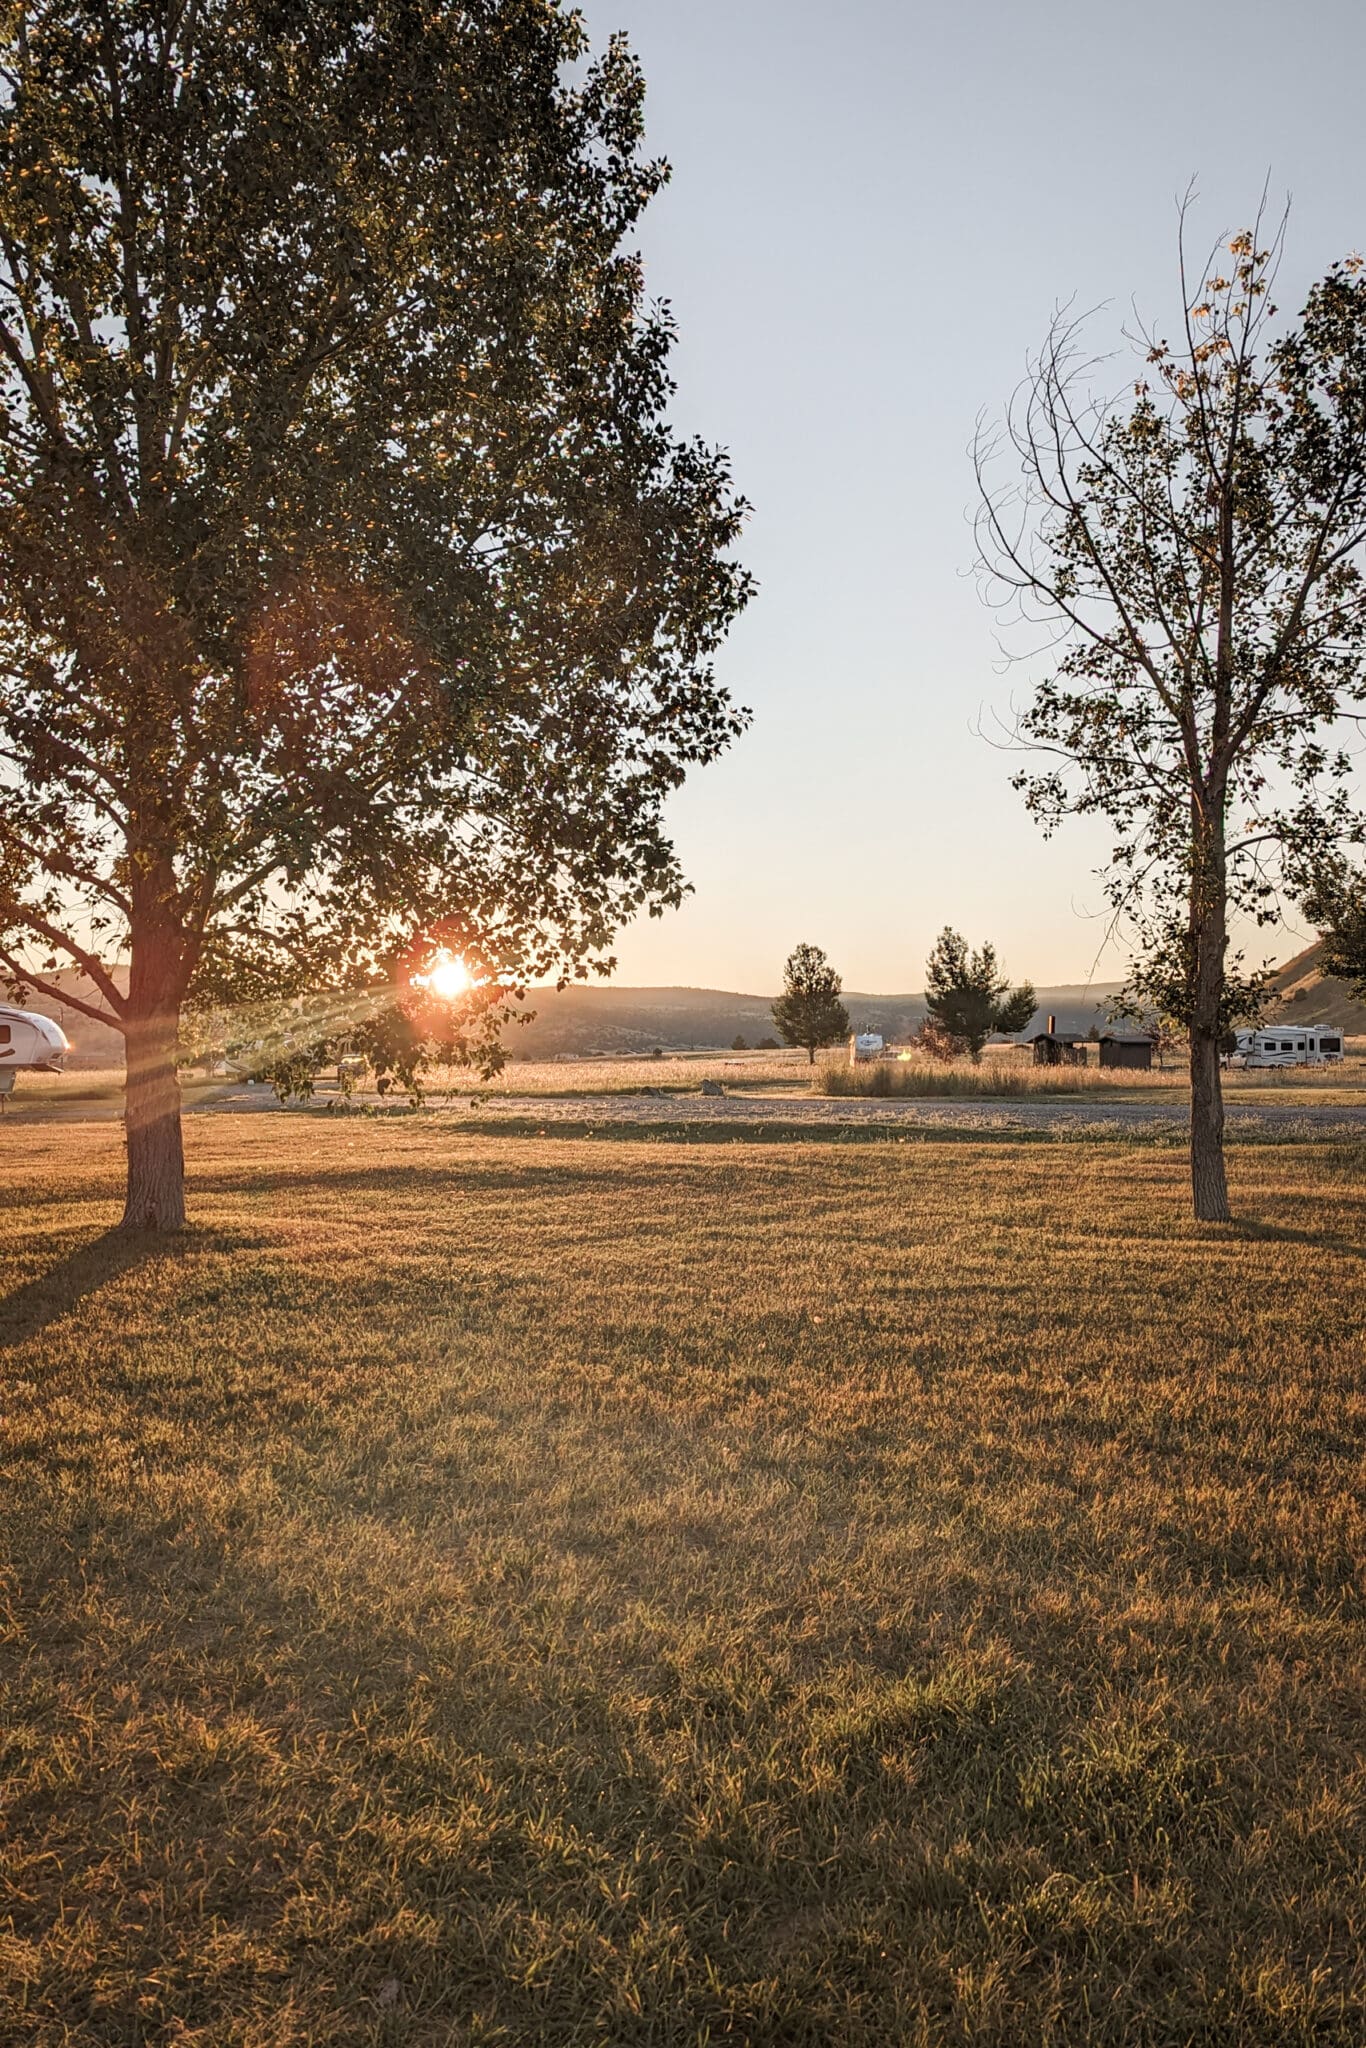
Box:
414;949;473;1000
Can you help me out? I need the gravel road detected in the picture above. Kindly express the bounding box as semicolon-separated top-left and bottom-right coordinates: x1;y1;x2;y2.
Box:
12;1083;1366;1135
459;1091;1366;1134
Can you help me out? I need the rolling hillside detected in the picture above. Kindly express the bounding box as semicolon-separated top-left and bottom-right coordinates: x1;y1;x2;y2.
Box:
503;983;1125;1056
1265;940;1366;1032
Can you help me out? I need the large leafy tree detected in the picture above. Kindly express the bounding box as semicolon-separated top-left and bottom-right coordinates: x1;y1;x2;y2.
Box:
0;0;750;1228
771;942;850;1065
976;213;1366;1220
922;927;1035;1062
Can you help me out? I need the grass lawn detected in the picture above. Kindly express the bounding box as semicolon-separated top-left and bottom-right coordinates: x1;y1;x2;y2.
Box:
2;1118;1365;2044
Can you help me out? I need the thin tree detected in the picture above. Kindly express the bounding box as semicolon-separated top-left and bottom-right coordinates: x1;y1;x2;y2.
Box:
976;206;1366;1220
922;927;1036;1062
0;2;751;1228
772;943;850;1064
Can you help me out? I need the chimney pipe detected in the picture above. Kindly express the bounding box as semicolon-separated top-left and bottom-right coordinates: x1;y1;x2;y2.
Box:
1047;1013;1056;1036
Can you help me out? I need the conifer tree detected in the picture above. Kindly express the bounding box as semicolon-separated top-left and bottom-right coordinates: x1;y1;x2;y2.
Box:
922;929;1036;1062
771;943;851;1064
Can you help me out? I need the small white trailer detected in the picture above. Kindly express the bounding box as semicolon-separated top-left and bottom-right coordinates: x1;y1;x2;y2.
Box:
850;1032;885;1064
1227;1024;1346;1069
0;1004;71;1094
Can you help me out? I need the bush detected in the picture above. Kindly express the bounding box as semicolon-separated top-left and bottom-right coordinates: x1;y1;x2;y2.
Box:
915;1019;965;1063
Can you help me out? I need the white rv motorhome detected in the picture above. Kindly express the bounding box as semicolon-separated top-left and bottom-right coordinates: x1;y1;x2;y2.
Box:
1227;1025;1345;1069
0;1004;71;1093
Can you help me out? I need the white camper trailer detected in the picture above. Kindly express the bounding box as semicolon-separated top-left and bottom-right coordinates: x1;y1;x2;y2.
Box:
850;1032;885;1064
1227;1025;1345;1069
0;1004;71;1094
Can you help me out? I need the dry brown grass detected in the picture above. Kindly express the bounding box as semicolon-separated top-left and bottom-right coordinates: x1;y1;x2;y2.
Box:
821;1056;1179;1098
822;1050;1366;1100
436;1048;811;1096
2;1117;1365;2043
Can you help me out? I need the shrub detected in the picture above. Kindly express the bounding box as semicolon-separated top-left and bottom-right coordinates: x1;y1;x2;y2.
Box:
915;1019;965;1063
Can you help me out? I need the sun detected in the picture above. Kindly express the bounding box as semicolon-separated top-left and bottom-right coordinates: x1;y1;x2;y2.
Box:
415;949;473;1000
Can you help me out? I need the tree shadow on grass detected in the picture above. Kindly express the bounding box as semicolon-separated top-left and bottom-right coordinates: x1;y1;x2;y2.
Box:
0;1226;225;1352
1229;1216;1366;1261
190;1158;632;1202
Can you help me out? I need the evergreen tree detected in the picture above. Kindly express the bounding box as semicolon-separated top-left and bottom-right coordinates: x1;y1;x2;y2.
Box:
923;929;1036;1063
772;943;850;1064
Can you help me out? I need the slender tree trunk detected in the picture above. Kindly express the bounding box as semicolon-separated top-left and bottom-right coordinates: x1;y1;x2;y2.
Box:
121;870;189;1232
1188;804;1231;1224
1189;1024;1228;1222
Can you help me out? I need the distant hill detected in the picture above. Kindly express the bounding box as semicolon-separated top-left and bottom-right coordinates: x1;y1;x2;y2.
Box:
1264;940;1366;1033
14;969;1135;1065
503;982;1127;1055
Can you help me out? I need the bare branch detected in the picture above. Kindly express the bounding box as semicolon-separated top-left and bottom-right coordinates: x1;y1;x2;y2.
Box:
0;949;124;1032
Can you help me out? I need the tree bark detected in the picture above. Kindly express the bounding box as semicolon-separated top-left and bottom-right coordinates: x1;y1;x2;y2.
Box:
1188;801;1231;1224
121;867;189;1232
1189;1024;1229;1222
122;1005;186;1230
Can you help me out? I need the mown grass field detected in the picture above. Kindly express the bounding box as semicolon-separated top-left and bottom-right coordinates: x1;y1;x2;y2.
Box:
3;1117;1365;2044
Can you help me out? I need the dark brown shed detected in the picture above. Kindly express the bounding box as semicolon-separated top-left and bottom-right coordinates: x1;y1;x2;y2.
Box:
1030;1014;1085;1067
1098;1032;1155;1071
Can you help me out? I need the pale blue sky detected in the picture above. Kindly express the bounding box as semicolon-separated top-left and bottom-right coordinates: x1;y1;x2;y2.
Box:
585;0;1366;991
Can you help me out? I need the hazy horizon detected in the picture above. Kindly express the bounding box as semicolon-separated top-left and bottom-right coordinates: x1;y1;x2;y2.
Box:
584;0;1366;994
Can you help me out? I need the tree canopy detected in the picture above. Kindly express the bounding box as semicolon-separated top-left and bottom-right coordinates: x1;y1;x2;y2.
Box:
977;208;1366;1217
0;0;751;1224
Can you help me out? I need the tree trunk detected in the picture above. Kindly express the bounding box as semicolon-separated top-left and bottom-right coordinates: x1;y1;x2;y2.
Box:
1189;1024;1229;1223
1188;799;1231;1224
807;1043;815;1065
122;1005;186;1230
121;878;189;1232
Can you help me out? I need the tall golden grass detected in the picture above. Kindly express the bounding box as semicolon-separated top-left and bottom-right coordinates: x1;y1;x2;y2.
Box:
821;1051;1366;1098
